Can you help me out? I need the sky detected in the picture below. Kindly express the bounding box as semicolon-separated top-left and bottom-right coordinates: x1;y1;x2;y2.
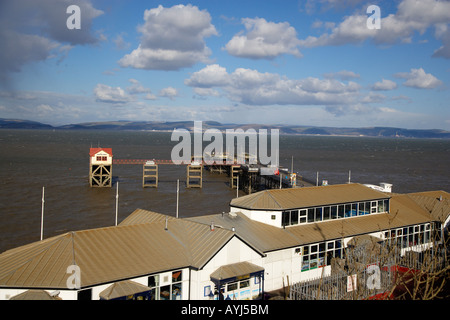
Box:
0;0;449;130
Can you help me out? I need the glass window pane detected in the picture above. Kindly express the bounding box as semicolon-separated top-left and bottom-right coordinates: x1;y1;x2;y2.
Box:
338;205;344;218
323;206;330;220
365;202;371;215
331;206;337;219
308;208;315;223
240;280;250;289
282;211;290;226
291;210;299;225
351;203;357;216
384;199;389;213
344;204;352;217
315;207;322;221
160;285;170;300
172;270;182;282
172;283;182;300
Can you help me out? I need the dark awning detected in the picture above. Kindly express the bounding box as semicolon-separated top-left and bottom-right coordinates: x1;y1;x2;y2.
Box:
99;280;152;300
210;261;264;283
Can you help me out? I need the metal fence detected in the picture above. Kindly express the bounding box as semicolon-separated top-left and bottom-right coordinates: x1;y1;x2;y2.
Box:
289;240;449;300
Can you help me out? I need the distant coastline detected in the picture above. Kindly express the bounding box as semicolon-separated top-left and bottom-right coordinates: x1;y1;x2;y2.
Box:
1;118;450;139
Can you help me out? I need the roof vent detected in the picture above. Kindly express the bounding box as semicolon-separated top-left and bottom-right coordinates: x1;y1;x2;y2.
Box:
210;221;215;231
165;217;168;231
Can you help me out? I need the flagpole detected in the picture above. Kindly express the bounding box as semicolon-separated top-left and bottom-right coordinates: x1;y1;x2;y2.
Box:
40;186;45;241
176;179;179;218
115;182;119;226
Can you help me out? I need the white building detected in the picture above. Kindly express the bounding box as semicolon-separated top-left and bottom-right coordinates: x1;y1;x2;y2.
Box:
0;183;448;300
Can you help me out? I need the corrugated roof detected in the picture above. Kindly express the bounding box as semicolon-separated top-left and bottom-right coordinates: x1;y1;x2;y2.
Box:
189;194;435;253
406;191;450;224
0;213;243;289
230;183;389;210
119;208;175;226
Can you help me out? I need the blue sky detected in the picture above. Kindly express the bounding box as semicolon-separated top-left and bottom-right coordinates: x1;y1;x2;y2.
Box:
0;0;449;130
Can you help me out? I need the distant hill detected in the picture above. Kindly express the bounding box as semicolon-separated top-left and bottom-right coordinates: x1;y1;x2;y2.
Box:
0;118;53;129
1;118;450;139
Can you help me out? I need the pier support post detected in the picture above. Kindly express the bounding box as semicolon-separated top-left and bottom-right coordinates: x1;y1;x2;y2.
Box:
143;161;158;188
230;165;241;189
187;162;202;188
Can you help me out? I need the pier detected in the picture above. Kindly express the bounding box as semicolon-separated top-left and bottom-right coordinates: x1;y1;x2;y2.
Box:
91;148;313;193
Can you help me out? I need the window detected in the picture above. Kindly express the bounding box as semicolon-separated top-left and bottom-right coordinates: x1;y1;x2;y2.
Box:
365;202;371;215
299;210;307;224
239;280;250;289
96;156;102;161
290;210;299;225
172;283;182;300
77;288;92;300
227;282;238;291
331;206;337;219
308;208;315;223
172;270;182;282
323;206;330;221
344;204;352;217
315;207;323;221
282;211;290;227
338;205;344;218
160;285;170;300
384;199;390;213
371;201;377;214
351;203;358;217
301;240;342;272
102;156;107;161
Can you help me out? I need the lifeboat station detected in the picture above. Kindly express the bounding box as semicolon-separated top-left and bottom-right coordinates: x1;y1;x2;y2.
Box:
0;183;448;300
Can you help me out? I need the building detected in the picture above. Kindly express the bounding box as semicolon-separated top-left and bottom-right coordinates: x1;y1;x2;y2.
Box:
0;184;448;300
89;148;113;187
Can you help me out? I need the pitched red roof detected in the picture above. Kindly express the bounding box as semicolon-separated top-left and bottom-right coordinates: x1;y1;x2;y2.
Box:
89;148;113;157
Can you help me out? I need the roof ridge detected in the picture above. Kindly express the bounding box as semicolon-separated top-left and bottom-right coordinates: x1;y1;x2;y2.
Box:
266;190;283;209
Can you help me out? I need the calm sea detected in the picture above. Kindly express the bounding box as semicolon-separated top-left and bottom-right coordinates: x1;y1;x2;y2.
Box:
0;129;449;253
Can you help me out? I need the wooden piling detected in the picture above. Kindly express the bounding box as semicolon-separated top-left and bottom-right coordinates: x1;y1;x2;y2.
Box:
143;161;158;188
187;163;202;188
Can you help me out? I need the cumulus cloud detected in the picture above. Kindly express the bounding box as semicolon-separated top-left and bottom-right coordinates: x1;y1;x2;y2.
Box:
119;4;217;70
394;68;443;89
94;84;134;104
299;0;450;58
158;87;179;100
185;64;361;106
0;0;103;86
372;79;398;91
224;18;302;59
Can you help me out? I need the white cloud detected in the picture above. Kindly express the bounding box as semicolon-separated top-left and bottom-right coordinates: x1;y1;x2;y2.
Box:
94;84;134;103
224;18;302;59
158;87;179;100
372;79;398;91
299;0;450;58
126;79;152;95
185;64;361;106
394;68;443;89
0;0;103;86
119;4;217;70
